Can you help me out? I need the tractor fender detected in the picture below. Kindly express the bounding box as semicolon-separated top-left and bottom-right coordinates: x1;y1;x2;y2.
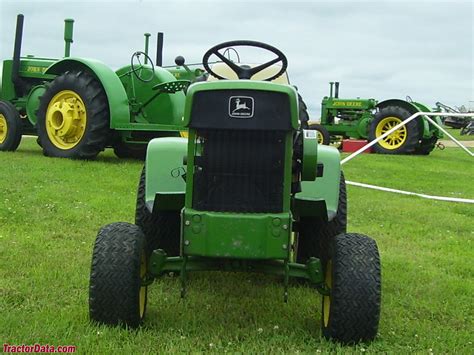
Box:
376;99;435;138
145;137;188;213
294;145;341;221
45;58;130;127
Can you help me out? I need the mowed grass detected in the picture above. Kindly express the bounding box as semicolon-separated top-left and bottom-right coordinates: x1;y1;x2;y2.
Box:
0;137;473;353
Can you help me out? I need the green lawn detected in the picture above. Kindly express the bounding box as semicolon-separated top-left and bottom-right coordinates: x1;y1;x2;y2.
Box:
1;137;473;353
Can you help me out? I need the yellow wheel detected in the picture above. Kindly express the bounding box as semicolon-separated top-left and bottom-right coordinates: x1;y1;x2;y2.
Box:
309;123;330;145
0;114;7;144
323;260;332;327
375;116;406;150
369;105;420;154
0;100;22;151
37;71;109;159
45;90;87;150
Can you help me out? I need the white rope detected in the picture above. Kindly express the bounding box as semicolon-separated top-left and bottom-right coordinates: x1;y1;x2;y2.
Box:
341;112;474;165
341;112;474;203
346;180;474;204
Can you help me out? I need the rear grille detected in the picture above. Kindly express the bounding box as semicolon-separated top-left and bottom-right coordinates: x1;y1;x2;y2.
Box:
193;129;286;213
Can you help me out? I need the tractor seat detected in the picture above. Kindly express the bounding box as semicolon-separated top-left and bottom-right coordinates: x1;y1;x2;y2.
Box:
208;62;289;84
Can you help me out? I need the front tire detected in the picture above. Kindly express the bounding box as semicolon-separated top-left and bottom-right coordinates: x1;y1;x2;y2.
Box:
37;71;110;159
89;222;148;327
321;233;381;344
369;106;419;154
0;100;22;151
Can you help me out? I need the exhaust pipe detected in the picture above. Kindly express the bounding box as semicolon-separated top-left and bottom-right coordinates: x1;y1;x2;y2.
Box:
156;32;163;67
329;82;334;98
335;82;340;98
64;18;74;57
12;14;25;95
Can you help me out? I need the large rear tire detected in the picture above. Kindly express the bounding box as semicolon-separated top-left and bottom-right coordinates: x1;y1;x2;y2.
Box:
135;167;180;256
0;100;22;151
309;123;331;145
296;172;347;264
369;106;419;154
89;222;148;328
37;71;110;159
321;233;381;344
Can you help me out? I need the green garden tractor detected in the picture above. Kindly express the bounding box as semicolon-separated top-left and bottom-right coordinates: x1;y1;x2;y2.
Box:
89;41;382;344
310;82;443;155
0;14;204;159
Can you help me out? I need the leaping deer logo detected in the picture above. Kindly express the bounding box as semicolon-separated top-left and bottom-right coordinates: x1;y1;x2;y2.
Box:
229;96;254;118
232;98;250;114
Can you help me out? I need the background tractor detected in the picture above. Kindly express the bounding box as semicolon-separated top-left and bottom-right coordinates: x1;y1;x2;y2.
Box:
310;82;443;155
0;14;205;159
89;41;382;344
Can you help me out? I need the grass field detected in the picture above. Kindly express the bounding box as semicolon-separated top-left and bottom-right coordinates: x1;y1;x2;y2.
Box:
1;137;473;353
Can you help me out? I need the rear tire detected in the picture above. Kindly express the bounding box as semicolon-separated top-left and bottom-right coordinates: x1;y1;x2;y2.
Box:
135;167;180;256
321;233;381;344
296;172;347;264
309;123;331;145
37;71;110;159
0;100;22;151
369;106;419;154
89;222;148;327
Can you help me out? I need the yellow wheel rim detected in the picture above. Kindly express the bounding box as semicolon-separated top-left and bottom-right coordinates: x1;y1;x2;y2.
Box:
316;131;324;145
323;260;332;327
375;116;407;150
0;114;7;144
139;253;146;317
45;90;87;149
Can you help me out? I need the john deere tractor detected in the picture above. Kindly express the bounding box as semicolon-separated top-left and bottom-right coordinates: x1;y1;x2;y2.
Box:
89;41;382;344
0;14;204;159
310;82;443;155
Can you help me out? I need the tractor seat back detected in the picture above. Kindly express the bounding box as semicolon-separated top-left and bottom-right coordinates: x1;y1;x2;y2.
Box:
208;62;289;84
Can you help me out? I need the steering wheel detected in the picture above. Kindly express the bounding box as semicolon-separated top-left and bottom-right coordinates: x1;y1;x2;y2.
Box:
202;40;288;81
130;51;155;82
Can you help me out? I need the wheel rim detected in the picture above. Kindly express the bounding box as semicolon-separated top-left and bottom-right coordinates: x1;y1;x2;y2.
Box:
375;116;407;150
139;253;146;317
46;90;87;149
0;114;7;144
316;130;324;144
323;260;332;327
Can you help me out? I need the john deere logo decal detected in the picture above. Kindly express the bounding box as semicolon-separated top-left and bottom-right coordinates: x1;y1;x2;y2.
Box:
229;96;254;118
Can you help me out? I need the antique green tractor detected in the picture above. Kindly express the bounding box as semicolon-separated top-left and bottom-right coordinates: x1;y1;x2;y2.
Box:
310;82;443;154
89;41;382;344
0;14;204;159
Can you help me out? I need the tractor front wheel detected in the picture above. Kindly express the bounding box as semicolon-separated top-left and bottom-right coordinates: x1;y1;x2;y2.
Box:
0;100;22;151
309;123;331;145
369;106;419;154
89;222;148;327
37;71;110;159
321;233;381;344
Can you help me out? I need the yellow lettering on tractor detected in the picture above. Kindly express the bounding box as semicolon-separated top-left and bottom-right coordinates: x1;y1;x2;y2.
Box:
26;66;46;73
333;101;363;107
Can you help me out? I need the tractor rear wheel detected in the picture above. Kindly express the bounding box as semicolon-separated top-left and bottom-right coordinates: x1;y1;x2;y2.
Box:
298;94;310;129
309;123;331;145
113;141;147;160
37;71;110;159
321;233;381;344
135;167;180;256
89;222;148;327
0;100;22;151
296;172;346;264
369;106;419;154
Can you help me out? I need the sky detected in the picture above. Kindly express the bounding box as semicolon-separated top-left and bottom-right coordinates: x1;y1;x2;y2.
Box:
0;0;472;118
